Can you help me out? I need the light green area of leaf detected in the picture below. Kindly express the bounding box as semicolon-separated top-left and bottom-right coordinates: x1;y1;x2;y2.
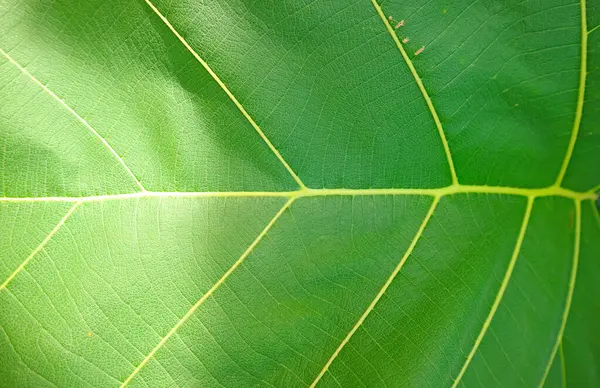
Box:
0;0;598;387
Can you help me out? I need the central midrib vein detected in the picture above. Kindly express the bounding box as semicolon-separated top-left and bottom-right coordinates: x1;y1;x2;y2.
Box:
0;184;596;203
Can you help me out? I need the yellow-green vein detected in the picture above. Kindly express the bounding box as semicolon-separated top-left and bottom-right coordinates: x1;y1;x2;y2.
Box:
310;195;440;387
0;48;145;192
143;0;306;189
452;196;534;387
370;0;458;186
0;184;596;203
0;202;81;291
539;199;581;387
555;0;588;186
120;197;295;387
559;342;567;388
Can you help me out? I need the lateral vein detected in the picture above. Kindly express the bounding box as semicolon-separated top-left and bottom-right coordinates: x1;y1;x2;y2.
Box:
0;48;145;192
559;342;567;388
0;202;81;291
370;0;458;185
451;196;534;387
538;199;581;387
142;0;305;189
310;195;440;387
119;197;295;387
554;0;587;186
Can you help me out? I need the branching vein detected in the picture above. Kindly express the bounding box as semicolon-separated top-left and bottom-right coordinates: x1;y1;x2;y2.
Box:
142;0;305;189
370;0;458;185
559;342;567;388
310;195;440;387
0;202;81;291
538;199;581;387
554;0;588;186
120;197;294;387
0;48;145;192
451;196;534;387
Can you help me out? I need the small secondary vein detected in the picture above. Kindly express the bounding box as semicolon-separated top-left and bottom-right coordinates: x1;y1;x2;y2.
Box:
0;48;145;192
554;0;588;186
538;199;581;387
119;197;295;387
451;196;534;387
142;0;306;189
0;202;81;291
310;196;440;387
559;342;567;388
370;0;458;186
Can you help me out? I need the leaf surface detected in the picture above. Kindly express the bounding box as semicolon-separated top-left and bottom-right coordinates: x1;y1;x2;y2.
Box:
0;0;598;387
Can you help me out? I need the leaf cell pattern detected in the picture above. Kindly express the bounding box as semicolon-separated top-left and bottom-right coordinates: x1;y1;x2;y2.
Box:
0;0;598;387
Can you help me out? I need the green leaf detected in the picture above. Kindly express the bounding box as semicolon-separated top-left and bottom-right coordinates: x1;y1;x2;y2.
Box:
0;0;598;386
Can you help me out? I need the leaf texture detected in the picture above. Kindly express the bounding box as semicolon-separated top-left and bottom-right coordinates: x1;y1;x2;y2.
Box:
0;0;598;387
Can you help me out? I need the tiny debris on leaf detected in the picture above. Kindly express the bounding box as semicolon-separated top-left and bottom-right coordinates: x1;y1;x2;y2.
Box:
415;46;424;55
402;37;409;43
395;20;404;29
